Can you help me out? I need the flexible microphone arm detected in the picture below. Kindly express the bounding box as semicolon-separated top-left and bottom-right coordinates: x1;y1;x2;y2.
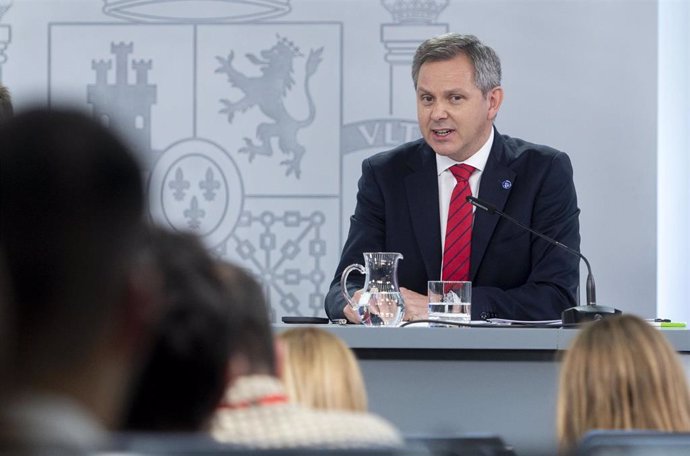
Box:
466;195;596;306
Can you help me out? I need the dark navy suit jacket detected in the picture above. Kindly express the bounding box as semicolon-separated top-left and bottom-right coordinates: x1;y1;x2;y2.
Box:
325;130;581;321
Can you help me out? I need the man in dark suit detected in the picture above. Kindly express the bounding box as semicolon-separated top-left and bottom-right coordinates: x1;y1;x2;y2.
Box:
325;33;580;323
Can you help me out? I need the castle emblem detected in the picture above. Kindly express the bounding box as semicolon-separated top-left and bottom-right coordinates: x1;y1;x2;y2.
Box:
215;36;323;178
87;42;157;154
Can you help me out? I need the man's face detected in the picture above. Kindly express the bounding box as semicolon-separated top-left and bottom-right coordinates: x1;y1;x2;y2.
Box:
416;53;503;162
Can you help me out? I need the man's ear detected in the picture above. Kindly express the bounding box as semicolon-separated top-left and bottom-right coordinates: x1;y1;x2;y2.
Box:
273;338;286;380
487;86;504;121
115;261;163;354
226;353;250;385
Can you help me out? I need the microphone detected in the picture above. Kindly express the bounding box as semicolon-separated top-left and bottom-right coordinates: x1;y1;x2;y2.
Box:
466;195;620;324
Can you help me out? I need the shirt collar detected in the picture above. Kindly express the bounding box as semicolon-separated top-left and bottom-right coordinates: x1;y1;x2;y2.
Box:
436;127;494;176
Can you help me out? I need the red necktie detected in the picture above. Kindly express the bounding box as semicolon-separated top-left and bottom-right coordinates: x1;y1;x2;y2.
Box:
442;164;475;281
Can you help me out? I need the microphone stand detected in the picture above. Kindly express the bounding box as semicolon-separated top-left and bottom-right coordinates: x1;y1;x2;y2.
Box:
467;196;620;325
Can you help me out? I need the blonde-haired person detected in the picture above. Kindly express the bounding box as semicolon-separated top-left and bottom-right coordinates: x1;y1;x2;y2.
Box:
557;314;690;453
278;327;367;412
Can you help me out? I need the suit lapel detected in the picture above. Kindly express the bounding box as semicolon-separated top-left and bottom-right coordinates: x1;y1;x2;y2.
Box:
405;143;442;281
471;132;516;280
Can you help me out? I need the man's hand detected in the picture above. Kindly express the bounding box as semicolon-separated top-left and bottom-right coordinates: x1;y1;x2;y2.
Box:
342;290;362;324
400;287;428;321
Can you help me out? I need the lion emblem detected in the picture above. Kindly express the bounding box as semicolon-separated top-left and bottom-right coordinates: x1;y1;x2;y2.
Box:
215;36;323;178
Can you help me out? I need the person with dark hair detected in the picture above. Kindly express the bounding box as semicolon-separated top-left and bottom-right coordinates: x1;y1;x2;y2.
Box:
0;84;13;120
0;250;13;394
326;33;580;323
215;262;278;380
0;108;160;454
124;227;232;432
211;262;402;449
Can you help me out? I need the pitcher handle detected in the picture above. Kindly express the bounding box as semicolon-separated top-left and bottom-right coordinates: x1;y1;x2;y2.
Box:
340;263;366;308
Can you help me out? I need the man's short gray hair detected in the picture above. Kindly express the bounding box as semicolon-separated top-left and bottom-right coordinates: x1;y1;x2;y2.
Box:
411;33;502;96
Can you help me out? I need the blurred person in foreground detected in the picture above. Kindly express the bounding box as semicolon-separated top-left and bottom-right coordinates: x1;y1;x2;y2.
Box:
278;327;367;412
0;250;12;394
0;108;160;454
123;227;232;433
557;314;690;454
210;262;403;449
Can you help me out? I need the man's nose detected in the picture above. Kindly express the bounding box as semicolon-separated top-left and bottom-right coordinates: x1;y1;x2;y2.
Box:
430;102;448;120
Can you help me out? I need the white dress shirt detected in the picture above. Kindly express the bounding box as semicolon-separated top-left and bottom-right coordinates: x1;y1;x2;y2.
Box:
436;128;494;252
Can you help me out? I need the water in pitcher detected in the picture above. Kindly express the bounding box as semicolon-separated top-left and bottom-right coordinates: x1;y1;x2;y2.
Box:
356;290;404;327
341;252;405;327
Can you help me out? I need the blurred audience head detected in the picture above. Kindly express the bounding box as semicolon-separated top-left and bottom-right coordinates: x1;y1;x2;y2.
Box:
0;250;12;392
210;266;404;449
278;327;367;412
0;107;155;427
124;227;231;432
557;314;690;452
0;85;13;120
215;261;275;379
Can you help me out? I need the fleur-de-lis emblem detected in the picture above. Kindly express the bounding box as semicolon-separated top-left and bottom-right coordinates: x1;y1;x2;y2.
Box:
168;167;190;201
149;138;244;246
199;167;221;201
183;196;205;230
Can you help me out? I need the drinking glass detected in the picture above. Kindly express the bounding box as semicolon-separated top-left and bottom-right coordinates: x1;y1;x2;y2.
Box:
427;280;471;326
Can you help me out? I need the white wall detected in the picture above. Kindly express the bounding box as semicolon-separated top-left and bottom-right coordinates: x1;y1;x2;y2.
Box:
658;0;690;323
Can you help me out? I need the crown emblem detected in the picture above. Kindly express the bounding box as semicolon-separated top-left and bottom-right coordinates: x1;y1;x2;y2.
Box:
382;0;449;24
276;34;303;57
101;0;290;23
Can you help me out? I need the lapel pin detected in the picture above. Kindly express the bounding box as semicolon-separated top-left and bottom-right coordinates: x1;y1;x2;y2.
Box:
501;179;512;190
